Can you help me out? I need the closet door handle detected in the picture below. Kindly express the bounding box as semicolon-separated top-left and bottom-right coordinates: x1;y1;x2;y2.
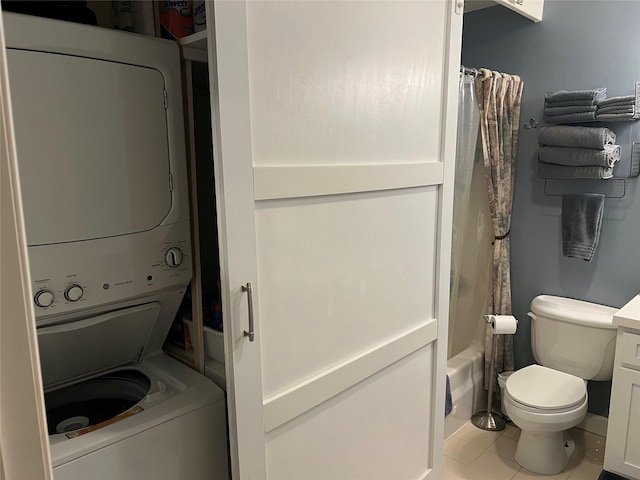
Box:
242;283;255;342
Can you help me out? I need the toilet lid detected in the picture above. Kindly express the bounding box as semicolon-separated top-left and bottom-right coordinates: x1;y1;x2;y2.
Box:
505;365;586;411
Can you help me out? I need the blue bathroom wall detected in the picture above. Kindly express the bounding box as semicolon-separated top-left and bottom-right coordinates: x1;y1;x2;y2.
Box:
462;0;640;416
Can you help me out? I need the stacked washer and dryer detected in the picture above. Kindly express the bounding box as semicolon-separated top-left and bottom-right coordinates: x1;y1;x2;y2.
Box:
5;12;228;480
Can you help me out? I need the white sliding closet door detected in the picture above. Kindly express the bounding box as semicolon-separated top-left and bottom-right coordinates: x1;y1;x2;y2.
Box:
209;1;463;478
0;9;53;480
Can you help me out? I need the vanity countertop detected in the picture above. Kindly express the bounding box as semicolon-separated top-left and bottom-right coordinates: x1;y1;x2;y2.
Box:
614;295;640;330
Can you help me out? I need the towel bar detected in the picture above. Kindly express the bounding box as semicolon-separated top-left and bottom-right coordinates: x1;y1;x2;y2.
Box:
542;178;627;199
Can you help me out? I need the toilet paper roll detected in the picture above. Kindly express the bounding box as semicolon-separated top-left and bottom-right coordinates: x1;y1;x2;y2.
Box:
488;315;518;334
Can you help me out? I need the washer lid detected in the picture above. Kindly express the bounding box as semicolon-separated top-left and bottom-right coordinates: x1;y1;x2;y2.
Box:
38;303;161;389
505;365;586;411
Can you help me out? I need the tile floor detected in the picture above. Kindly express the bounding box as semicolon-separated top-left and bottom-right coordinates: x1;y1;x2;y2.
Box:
443;422;606;480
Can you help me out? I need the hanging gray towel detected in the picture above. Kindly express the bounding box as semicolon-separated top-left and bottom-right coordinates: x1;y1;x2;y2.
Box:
538;126;616;149
538;145;621;168
562;193;605;261
445;375;453;416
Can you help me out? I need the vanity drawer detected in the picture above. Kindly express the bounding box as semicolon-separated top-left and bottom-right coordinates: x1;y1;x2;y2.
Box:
619;331;640;371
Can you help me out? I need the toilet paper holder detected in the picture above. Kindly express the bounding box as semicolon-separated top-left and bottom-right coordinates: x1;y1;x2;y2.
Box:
471;314;518;432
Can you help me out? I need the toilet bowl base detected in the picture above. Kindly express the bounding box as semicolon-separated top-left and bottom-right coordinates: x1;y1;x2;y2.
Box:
515;430;575;475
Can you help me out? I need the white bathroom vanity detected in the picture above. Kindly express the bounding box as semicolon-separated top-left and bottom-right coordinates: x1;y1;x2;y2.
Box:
604;295;640;480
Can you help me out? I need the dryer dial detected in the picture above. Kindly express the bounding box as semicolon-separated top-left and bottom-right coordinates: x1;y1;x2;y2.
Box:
164;247;184;268
34;289;55;308
64;284;84;302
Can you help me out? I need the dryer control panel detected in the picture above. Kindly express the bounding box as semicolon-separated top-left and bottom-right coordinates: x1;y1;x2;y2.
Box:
29;222;192;320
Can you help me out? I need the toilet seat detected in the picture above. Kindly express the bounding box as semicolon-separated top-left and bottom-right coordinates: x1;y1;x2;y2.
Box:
505;365;586;413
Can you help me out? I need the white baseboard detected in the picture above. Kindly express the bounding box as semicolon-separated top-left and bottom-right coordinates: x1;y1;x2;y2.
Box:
577;412;608;437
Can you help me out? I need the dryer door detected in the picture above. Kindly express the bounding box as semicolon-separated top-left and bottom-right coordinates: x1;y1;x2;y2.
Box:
7;49;172;246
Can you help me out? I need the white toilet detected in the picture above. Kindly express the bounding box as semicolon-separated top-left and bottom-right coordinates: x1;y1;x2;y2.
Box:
503;295;618;475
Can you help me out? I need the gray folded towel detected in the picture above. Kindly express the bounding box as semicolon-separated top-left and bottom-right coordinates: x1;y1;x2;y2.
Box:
597;99;635;108
545;111;597;124
597;95;635;107
538;126;616;149
596;105;635;115
594;112;640;122
562;193;605;261
537;162;614;179
545;99;599;107
544;105;598;116
545;88;606;104
538;145;621;168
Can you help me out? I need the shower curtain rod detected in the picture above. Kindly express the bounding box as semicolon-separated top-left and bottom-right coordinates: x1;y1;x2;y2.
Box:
460;66;479;77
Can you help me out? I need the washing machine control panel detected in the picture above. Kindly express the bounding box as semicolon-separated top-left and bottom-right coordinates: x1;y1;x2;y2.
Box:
34;289;56;308
164;247;184;268
64;284;84;302
29;222;192;319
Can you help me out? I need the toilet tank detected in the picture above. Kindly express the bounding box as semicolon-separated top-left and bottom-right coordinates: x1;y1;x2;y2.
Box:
529;295;618;381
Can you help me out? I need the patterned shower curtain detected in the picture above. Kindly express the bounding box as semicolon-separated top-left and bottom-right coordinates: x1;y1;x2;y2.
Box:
475;69;524;389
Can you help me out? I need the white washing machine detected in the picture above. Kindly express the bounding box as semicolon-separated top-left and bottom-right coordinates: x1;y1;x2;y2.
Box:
5;13;229;480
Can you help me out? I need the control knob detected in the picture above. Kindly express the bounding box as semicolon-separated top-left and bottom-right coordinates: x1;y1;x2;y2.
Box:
164;247;184;268
64;284;84;302
34;289;55;308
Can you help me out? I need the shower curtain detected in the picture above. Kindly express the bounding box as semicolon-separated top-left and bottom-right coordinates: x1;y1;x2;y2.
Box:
475;69;524;389
448;71;481;358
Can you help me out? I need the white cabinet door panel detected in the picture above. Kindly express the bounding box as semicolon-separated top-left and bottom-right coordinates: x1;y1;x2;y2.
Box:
256;187;438;397
494;0;544;22
246;1;446;166
209;1;462;478
605;366;640;479
265;345;434;480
